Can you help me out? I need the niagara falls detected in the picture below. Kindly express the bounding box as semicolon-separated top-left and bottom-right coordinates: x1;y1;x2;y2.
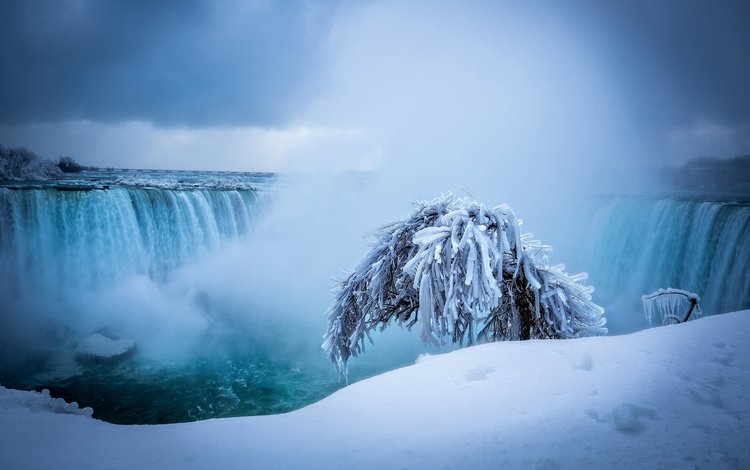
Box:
1;1;749;469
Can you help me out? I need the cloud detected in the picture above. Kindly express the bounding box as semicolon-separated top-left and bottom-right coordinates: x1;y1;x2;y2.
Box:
0;120;377;171
304;1;646;196
0;0;340;127
2;0;749;171
667;121;750;163
549;0;750;129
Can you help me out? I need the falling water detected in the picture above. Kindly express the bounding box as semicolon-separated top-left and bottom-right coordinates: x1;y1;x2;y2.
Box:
0;186;267;294
583;196;750;331
0;171;425;423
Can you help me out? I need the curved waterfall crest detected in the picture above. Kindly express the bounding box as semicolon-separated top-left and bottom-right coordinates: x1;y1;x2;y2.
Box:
585;196;750;318
0;186;268;294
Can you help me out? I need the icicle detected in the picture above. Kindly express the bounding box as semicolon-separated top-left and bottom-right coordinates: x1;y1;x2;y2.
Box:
434;241;443;263
419;273;439;346
522;256;542;290
500;229;510;252
465;240;477;286
450;218;461;255
413;226;451;245
569;272;588;283
641;287;702;327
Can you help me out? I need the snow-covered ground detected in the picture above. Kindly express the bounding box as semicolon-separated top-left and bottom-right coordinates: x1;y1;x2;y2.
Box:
1;311;748;469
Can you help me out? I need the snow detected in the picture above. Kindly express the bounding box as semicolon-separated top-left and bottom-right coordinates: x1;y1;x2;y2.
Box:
110;175;265;191
0;146;62;181
2;310;749;469
611;403;657;433
0;387;93;418
74;333;136;361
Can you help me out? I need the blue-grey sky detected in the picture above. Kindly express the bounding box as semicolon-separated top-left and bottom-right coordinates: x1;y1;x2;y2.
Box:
0;0;748;170
0;0;338;126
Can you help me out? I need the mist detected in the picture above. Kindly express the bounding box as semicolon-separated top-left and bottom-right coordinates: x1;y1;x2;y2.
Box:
168;1;653;359
284;1;651;270
3;1;747;396
0;2;645;373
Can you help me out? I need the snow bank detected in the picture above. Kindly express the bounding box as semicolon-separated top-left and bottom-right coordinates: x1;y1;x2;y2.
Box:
2;311;749;469
0;387;93;418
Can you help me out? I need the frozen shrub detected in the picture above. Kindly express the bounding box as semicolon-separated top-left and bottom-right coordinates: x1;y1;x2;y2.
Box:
323;193;606;374
57;156;83;173
0;145;62;180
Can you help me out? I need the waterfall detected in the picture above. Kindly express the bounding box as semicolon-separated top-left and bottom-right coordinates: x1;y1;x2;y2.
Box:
583;196;750;330
0;186;268;296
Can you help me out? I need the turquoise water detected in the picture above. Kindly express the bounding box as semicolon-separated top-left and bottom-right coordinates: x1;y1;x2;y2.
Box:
6;338;407;424
0;169;425;424
1;171;748;423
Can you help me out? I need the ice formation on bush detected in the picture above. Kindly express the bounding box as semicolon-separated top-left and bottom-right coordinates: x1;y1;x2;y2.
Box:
323;193;606;373
0;145;62;181
642;288;702;326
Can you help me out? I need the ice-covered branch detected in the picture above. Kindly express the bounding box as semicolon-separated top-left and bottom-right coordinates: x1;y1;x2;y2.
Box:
323;193;606;374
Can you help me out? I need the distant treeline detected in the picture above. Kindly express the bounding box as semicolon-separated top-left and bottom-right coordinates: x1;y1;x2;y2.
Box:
0;145;94;181
659;155;750;193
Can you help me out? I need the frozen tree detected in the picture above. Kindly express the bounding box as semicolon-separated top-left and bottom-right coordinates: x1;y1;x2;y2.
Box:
642;288;702;327
57;156;83;173
0;145;62;180
323;193;606;374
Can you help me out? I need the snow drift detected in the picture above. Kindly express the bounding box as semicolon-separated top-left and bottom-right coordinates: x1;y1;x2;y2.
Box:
2;310;748;469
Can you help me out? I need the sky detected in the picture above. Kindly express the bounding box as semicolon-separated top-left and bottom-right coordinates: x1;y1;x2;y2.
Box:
0;0;749;172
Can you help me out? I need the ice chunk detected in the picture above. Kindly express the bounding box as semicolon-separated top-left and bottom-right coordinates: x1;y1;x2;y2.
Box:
75;333;136;362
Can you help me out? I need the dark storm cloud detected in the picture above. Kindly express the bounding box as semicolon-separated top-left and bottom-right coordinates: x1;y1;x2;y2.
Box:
562;0;750;127
1;0;748;134
0;0;340;127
